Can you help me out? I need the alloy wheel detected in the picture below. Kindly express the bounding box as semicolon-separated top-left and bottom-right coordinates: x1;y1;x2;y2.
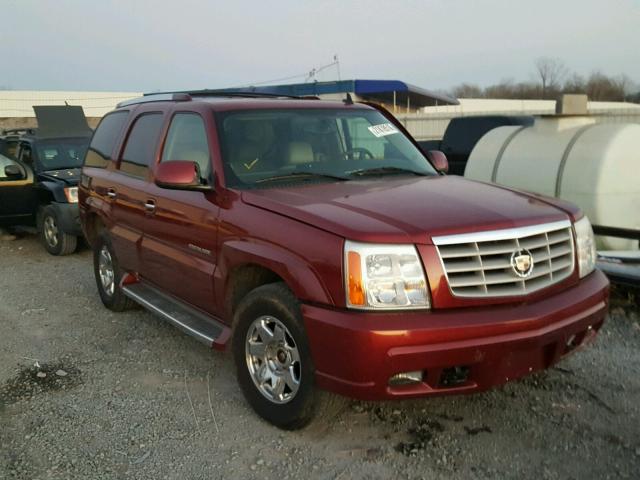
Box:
43;215;58;248
245;315;301;404
98;245;115;296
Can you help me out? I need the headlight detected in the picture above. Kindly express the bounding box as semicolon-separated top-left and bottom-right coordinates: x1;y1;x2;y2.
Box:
64;187;78;203
344;240;430;310
574;216;596;278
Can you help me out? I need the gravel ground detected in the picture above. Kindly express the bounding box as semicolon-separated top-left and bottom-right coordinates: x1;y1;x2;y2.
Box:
1;232;639;480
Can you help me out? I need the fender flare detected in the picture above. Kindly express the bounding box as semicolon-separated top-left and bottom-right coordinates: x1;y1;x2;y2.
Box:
217;239;334;310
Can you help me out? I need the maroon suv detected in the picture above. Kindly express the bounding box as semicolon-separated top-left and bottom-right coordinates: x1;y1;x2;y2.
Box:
79;91;609;429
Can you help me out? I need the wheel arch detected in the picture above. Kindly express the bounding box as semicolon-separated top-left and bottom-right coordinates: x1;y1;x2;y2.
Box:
219;240;334;321
82;211;106;248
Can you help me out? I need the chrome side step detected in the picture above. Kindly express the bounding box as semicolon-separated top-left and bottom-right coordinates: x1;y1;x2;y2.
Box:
122;281;229;348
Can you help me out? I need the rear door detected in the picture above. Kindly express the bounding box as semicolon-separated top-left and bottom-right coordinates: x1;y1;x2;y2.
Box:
0;154;36;224
141;111;220;315
108;112;165;273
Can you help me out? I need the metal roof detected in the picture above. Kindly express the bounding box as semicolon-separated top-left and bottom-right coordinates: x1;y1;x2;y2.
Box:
212;80;459;107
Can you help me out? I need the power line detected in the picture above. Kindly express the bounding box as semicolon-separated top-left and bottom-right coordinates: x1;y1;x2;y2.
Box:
240;56;342;87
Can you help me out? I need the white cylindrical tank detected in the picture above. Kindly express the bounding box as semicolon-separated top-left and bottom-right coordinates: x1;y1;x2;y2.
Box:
465;116;640;250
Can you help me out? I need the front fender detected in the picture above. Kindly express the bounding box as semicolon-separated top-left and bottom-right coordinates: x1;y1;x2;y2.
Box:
38;181;67;203
217;239;334;309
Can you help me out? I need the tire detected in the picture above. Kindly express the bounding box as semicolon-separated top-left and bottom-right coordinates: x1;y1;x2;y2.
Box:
39;205;77;256
93;232;136;312
233;282;334;430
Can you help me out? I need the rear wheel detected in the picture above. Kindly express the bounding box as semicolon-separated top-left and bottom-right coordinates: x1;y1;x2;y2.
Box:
233;282;340;430
93;233;135;311
39;205;77;256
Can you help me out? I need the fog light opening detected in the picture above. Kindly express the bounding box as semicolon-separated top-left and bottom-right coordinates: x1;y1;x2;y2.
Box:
566;334;578;352
438;366;470;388
388;370;424;386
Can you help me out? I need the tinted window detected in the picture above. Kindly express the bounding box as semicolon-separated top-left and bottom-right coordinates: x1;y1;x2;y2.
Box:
85;111;129;168
19;144;33;164
120;113;164;177
1;139;19;159
161;113;211;179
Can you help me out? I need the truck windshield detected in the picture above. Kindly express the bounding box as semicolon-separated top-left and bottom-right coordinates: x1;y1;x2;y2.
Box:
36;138;89;170
217;108;436;188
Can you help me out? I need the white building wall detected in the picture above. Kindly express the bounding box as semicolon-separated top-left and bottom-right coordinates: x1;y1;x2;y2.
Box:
420;98;640;116
399;98;640;140
0;90;142;117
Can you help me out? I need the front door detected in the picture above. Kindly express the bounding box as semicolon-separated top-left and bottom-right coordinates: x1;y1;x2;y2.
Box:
141;112;220;315
0;154;36;226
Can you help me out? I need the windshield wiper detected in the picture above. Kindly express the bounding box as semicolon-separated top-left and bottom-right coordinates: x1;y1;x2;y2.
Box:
255;171;350;184
349;166;427;177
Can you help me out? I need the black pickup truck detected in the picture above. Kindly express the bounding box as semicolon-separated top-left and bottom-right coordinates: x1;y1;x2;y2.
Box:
418;115;534;176
0;106;91;255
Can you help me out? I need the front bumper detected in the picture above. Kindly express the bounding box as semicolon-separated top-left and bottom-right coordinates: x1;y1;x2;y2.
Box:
303;270;609;400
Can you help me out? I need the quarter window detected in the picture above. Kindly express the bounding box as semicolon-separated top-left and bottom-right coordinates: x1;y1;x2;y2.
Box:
119;113;164;177
161;113;211;179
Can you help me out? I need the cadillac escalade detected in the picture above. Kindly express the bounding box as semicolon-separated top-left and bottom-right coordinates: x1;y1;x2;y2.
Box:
79;91;609;429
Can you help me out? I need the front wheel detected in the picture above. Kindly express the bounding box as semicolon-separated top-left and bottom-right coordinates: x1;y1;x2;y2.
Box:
39;205;77;256
233;283;326;430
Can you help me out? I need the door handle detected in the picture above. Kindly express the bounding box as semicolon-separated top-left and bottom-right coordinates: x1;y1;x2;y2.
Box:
144;200;156;213
106;188;117;199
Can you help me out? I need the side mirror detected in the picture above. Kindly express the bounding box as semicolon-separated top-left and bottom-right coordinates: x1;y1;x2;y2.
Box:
426;150;449;174
4;164;24;179
154;161;211;191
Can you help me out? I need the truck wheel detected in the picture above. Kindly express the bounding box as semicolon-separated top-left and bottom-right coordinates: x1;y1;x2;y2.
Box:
93;232;135;311
39;205;77;256
233;282;339;430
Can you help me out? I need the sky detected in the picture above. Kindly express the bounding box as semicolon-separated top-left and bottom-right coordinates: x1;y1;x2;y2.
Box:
1;0;638;93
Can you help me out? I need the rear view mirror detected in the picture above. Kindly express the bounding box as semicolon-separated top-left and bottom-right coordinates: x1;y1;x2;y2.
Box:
425;150;449;174
4;164;24;179
154;160;211;191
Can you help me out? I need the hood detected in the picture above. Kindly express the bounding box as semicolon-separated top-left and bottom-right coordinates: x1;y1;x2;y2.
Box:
241;176;571;244
38;168;81;186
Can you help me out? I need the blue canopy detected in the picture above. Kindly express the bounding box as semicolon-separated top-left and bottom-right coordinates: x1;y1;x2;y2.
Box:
213;79;458;107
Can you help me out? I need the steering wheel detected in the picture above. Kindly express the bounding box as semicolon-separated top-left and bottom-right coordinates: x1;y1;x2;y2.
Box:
344;148;375;161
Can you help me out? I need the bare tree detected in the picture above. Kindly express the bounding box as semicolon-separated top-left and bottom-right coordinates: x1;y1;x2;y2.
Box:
534;57;568;99
563;73;586;94
613;74;633;101
452;83;483;98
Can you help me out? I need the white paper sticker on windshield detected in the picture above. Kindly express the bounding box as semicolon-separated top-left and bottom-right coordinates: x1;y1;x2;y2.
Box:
368;123;400;137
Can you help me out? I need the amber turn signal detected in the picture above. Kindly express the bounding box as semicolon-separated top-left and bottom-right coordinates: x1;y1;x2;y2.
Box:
347;251;365;306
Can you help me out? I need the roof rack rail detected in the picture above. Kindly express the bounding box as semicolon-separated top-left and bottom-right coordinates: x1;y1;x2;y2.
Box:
116;90;321;109
1;127;37;136
116;93;192;108
181;89;305;99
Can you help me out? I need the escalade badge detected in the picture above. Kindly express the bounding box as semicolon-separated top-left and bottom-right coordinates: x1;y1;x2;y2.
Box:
510;249;534;278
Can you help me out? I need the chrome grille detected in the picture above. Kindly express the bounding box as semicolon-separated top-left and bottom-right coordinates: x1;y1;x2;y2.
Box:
433;220;575;298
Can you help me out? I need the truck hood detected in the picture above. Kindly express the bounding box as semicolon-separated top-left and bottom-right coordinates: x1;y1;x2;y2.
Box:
38;168;81;186
241;175;571;244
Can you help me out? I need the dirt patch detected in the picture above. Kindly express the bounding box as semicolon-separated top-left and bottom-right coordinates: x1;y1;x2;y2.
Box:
0;360;82;406
395;418;446;456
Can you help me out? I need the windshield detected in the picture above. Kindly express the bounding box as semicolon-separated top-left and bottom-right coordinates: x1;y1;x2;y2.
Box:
217;108;437;188
36;138;89;170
